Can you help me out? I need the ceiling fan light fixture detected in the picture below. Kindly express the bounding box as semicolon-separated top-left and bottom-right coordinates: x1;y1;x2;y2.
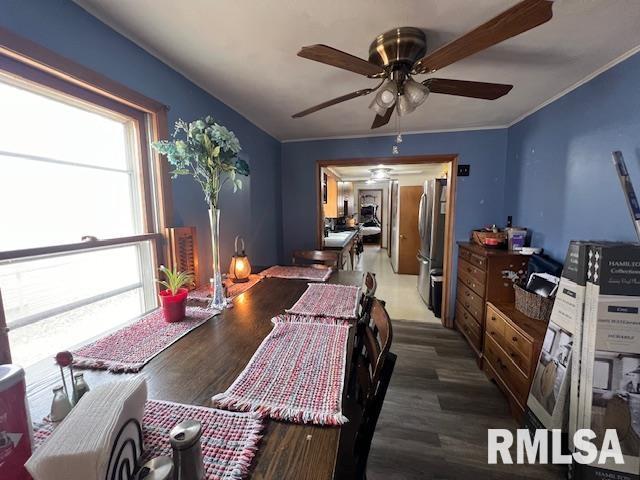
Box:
404;78;430;107
397;94;415;116
370;79;397;115
370;167;393;180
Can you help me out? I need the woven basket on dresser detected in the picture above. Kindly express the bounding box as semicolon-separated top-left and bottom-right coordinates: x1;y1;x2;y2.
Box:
513;284;554;321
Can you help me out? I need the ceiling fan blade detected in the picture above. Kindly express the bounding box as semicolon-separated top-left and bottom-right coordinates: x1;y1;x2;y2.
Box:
298;44;385;77
425;78;513;100
292;88;375;118
414;0;553;74
371;104;395;129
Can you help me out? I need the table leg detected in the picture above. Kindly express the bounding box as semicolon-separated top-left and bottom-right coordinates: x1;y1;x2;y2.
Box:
349;245;354;270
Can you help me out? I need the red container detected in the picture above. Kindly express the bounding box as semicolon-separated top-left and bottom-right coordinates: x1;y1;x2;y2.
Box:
159;288;188;322
0;365;33;480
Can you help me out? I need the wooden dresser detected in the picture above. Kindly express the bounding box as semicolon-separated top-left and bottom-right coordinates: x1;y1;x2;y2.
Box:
483;302;546;420
454;242;529;363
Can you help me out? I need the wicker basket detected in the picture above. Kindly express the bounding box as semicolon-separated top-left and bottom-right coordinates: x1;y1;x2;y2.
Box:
514;284;554;321
471;230;507;247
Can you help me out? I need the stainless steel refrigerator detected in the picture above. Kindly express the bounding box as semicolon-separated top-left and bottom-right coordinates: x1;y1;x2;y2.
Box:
417;178;447;307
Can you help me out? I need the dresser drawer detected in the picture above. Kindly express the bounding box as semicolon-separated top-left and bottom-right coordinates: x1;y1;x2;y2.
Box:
457;259;486;297
484;335;530;405
456;281;484;325
485;304;506;343
459;248;487;271
456;301;482;352
503;322;534;376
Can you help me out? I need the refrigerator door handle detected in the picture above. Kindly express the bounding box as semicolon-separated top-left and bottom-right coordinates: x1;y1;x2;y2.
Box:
418;193;426;240
416;254;429;264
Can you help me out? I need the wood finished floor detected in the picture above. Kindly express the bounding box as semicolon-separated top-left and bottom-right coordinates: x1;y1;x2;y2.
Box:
366;320;566;480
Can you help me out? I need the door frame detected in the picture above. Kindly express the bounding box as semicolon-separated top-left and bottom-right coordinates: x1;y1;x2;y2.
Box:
316;154;458;328
358;188;383;246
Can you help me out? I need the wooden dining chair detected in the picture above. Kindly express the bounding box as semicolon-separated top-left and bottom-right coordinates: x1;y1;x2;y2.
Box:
292;250;339;269
349;272;377;392
339;298;395;480
358;272;377;321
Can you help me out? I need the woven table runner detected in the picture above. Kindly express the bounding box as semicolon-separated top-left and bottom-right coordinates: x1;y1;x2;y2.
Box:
33;399;263;480
212;316;350;425
189;274;262;304
286;283;360;319
260;265;331;282
72;307;215;373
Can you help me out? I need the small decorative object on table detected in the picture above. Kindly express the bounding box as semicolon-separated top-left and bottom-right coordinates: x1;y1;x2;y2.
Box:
54;351;77;405
170;420;205;480
157;266;193;323
228;236;251;283
136;456;174;480
49;386;72;422
152;116;249;311
73;373;90;403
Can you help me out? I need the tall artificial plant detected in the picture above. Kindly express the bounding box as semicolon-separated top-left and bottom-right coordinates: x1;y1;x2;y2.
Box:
151;116;249;209
152;116;249;309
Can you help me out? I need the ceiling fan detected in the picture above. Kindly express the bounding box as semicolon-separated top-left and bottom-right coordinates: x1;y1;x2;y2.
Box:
292;0;553;129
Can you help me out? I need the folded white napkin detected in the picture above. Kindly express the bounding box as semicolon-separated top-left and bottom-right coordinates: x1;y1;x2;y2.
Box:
26;376;147;480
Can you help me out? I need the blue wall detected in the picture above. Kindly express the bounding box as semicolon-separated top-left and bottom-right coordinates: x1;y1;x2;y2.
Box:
505;51;640;261
4;0;640;280
281;129;509;260
1;0;282;283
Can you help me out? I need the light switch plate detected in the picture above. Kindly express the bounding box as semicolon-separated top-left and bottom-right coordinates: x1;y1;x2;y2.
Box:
457;164;470;176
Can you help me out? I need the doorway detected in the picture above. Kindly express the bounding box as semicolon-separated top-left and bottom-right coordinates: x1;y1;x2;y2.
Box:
358;188;383;246
315;154;457;327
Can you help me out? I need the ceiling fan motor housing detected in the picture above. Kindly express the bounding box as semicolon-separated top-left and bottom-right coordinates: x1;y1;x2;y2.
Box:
368;27;427;74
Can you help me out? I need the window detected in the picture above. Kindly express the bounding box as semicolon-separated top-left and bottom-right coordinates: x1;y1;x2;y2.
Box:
0;56;165;368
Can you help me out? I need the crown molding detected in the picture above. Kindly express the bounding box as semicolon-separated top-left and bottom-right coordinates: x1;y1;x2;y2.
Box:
507;43;640;127
281;124;508;143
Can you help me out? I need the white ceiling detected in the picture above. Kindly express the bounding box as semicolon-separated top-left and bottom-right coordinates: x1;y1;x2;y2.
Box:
331;163;446;181
74;0;640;141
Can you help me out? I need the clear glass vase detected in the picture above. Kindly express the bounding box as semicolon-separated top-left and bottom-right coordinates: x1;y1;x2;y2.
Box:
208;207;227;310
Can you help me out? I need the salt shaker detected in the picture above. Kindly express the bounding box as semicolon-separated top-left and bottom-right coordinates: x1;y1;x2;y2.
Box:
136;456;173;480
169;420;205;480
50;385;72;422
73;373;90;403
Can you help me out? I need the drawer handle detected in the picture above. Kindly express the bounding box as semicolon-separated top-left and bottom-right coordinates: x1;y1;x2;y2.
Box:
467;267;473;273
491;316;496;321
512;336;518;342
464;302;470;309
489;331;496;336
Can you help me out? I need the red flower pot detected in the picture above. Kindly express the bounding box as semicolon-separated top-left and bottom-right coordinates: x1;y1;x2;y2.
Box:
158;288;188;322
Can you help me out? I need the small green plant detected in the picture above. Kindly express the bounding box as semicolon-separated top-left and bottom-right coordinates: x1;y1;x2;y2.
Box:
157;265;193;295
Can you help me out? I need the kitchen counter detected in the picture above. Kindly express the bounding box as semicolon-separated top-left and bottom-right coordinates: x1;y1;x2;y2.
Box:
323;230;358;249
323;229;359;269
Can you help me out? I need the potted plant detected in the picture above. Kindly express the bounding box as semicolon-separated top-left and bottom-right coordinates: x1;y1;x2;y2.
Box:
157;266;193;322
152;116;249;310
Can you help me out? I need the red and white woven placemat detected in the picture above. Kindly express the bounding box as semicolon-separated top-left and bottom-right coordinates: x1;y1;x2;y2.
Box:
212;316;350;425
72;307;215;373
260;265;332;282
33;399;264;480
286;283;360;319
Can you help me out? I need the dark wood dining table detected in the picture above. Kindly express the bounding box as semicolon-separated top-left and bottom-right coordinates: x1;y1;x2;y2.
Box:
25;270;364;480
